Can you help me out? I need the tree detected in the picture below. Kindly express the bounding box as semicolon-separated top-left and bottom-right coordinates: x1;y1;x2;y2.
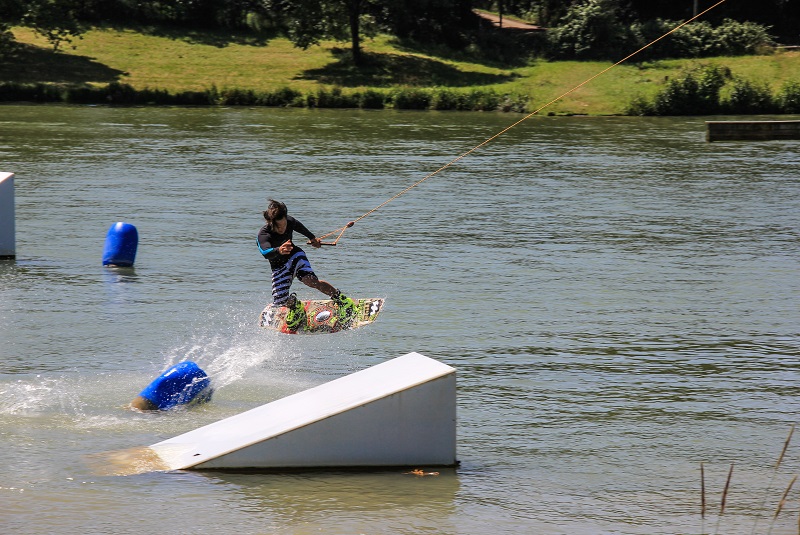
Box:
264;0;377;65
626;0;799;43
0;0;86;53
548;0;637;59
380;0;475;48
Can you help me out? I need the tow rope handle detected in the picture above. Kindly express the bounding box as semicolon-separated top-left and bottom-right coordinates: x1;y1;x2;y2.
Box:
307;221;355;247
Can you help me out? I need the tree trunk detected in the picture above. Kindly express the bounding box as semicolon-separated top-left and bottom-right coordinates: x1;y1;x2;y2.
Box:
348;0;362;66
499;0;503;28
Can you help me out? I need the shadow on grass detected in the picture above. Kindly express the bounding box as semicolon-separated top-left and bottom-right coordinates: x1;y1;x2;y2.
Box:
390;37;535;70
0;23;278;86
0;43;126;84
124;23;278;48
298;49;519;87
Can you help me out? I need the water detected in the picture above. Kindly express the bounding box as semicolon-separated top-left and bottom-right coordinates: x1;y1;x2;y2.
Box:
1;105;799;534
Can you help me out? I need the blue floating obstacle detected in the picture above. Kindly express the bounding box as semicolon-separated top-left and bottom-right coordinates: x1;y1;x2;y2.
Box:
131;361;213;411
102;222;138;267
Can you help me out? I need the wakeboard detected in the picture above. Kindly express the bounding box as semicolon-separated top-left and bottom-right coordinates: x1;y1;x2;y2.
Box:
259;297;385;334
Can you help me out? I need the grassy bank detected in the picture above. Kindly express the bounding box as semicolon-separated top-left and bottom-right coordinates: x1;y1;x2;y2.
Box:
3;26;800;114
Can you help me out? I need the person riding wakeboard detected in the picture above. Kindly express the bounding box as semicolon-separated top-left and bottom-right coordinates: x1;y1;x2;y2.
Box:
256;199;356;331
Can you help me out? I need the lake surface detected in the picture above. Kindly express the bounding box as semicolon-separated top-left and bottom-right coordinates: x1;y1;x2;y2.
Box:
1;105;799;534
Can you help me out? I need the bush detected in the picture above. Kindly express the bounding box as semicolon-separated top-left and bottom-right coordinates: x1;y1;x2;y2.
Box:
714;19;775;56
498;94;529;113
648;65;729;115
307;87;359;108
104;82;138;104
777;81;800;114
629;19;675;61
357;89;386;109
548;0;637;60
0;82;63;102
625;95;654;116
430;88;464;110
722;78;777;114
626;66;800;116
140;87;178;104
218;88;256;105
198;86;306;107
173;90;215;106
63;85;101;104
391;88;431;110
256;87;303;107
465;89;501;111
558;16;774;61
670;21;718;58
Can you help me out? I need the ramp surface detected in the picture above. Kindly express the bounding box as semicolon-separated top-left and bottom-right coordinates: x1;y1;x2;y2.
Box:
150;352;457;470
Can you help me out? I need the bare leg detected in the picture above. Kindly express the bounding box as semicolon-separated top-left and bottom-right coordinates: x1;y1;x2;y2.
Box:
299;275;337;298
300;274;356;324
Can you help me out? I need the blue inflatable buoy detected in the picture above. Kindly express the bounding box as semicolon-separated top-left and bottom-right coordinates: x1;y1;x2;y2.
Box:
131;361;213;411
102;222;138;267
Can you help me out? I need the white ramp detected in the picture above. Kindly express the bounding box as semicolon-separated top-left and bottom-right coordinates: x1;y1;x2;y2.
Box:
0;172;14;258
150;352;457;470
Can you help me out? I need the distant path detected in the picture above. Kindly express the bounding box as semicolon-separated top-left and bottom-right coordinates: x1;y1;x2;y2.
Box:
473;10;546;32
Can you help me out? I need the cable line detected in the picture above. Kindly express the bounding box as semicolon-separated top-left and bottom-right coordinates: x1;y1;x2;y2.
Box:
314;0;729;245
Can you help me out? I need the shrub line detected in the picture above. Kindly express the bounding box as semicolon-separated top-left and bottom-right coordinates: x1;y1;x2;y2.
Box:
0;81;533;112
627;65;800;115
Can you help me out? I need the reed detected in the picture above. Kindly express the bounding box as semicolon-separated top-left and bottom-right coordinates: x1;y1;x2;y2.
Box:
752;425;797;535
765;475;798;535
701;461;706;519
774;475;797;520
777;425;796;470
712;463;735;534
720;463;734;515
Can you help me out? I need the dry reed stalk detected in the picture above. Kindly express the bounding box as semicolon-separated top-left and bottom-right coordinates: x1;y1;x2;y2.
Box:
775;475;798;519
714;463;736;535
701;461;706;519
754;425;798;535
768;475;799;535
777;425;796;470
721;463;734;515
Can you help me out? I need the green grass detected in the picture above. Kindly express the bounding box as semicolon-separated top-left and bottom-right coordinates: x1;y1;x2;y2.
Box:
3;25;800;114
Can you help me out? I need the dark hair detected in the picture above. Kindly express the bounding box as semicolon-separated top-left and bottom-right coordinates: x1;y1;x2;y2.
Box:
263;199;287;229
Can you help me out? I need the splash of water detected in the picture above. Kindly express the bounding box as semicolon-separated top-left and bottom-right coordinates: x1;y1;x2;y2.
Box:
160;306;298;390
0;376;83;416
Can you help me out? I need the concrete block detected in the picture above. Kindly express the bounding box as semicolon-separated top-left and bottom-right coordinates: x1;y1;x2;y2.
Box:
0;172;15;258
707;120;800;142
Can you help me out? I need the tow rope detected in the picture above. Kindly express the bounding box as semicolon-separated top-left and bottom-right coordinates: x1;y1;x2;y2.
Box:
312;0;730;246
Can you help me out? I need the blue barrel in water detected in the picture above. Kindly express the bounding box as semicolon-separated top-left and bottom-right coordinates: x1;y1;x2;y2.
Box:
102;222;138;266
134;361;213;411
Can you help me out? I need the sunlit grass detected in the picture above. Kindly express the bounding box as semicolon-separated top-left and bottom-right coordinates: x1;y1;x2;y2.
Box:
5;26;800;114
